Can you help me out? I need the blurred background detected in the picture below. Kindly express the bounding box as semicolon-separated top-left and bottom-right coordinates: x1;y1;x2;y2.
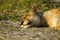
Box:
0;0;60;21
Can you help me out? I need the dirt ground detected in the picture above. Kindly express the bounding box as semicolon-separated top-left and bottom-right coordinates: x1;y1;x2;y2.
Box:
0;21;60;40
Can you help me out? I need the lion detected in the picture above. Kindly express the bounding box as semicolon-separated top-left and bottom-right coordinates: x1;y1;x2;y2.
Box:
44;8;60;30
21;7;60;30
20;8;47;28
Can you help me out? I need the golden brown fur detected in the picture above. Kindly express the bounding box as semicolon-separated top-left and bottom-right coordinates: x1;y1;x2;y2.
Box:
44;8;60;30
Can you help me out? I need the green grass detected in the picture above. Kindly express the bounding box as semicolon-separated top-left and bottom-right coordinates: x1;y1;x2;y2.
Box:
0;0;60;21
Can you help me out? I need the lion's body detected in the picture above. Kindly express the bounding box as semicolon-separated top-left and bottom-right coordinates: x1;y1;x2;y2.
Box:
44;8;60;30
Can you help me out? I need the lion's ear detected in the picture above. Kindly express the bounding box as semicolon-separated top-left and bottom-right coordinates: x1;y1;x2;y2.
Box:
28;8;35;15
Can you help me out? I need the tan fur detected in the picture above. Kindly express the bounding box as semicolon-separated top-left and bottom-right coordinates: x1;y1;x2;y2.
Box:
44;8;60;30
